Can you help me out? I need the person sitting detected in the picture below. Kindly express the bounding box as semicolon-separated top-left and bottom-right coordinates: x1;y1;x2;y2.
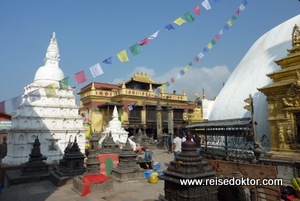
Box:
136;146;153;161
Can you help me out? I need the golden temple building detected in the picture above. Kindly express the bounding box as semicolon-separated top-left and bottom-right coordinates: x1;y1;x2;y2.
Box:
78;72;199;138
258;24;300;161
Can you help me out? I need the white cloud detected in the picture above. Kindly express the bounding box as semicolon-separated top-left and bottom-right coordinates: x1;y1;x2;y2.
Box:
112;65;231;101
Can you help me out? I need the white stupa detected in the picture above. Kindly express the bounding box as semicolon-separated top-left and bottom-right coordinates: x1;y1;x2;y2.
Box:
99;106;128;148
207;15;300;150
2;33;86;165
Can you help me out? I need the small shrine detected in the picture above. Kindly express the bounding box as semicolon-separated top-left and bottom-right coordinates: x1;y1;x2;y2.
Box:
50;137;86;186
85;132;101;174
111;139;144;182
98;131;120;154
5;136;49;187
140;130;150;147
159;132;218;200
99;106;128;149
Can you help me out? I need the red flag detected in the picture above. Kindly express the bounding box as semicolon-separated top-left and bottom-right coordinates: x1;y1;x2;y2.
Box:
235;10;240;15
139;37;149;46
193;5;200;15
0;101;5;113
147;93;152;99
215;34;221;40
74;70;87;84
194;57;199;63
170;77;175;83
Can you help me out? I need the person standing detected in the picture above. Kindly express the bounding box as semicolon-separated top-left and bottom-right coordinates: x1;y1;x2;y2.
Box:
182;132;194;142
172;133;182;160
167;133;173;154
193;133;202;154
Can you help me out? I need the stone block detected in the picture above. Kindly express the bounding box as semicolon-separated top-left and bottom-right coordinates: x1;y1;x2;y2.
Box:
72;175;113;195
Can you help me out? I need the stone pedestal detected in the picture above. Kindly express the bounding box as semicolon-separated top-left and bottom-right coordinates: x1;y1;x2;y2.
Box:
111;140;144;182
72;176;113;195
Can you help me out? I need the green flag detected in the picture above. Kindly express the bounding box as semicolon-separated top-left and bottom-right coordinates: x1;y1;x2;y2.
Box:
232;15;237;20
165;81;170;87
189;62;193;66
45;83;56;98
211;39;217;45
129;43;142;56
184;12;195;23
59;77;69;90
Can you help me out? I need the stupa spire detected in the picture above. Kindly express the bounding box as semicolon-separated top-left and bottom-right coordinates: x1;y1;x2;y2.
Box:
44;32;60;65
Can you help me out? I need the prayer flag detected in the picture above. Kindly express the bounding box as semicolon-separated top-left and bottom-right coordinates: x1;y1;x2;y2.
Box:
89;63;103;78
211;39;217;45
207;43;213;49
184;12;195;23
243;0;248;6
118;115;123;122
59;77;69;90
11;96;24;110
152;91;157;97
141;97;147;102
161;85;166;90
28;89;41;103
124;107;129;113
116;50;129;62
133;102;137;107
214;0;220;2
175;73;180;80
147;93;152;99
219;29;223;35
227;20;233;26
119;109;124;115
138;99;142;105
235;10;240;15
201;0;211;10
184;66;190;72
203;47;209;53
156;87;162;93
194;57;199;63
164;24;175;30
0;101;5;113
102;57;112;64
232;15;237;20
180;69;185;75
170;77;175;83
149;31;160;39
174;17;186;25
45;83;56;98
193;5;200;15
129;43;142;56
74;70;87;84
139;37;149;46
198;52;204;58
128;105;133;111
224;25;229;30
165;81;170;87
215;34;221;40
189;62;193;66
239;4;245;11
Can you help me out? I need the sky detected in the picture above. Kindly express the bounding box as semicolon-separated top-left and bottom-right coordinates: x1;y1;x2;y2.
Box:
0;0;299;113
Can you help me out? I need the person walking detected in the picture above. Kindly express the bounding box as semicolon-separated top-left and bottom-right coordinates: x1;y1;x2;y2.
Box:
172;133;182;160
193;133;202;154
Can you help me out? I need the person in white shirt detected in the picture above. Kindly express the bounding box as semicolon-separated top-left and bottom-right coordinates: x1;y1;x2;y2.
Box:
182;132;194;142
172;133;182;160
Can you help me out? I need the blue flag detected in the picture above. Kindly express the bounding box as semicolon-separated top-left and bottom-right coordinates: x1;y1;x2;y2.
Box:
102;57;112;64
164;24;175;30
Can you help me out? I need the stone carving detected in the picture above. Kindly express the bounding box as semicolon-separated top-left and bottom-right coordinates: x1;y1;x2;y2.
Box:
283;71;300;107
286;126;294;144
292;24;300;46
278;127;286;149
260;134;270;147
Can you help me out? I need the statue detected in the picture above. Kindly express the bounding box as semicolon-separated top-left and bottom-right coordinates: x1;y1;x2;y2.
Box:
292;24;300;46
278;127;286;149
194;93;202;108
253;141;264;160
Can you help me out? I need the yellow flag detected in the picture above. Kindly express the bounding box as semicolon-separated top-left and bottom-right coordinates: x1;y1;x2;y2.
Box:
44;83;56;98
117;50;129;62
161;85;166;90
138;99;142;105
174;17;186;25
184;66;190;71
207;43;213;49
227;20;233;26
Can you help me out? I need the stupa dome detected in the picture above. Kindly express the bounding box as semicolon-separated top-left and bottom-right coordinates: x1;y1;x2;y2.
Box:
34;32;64;83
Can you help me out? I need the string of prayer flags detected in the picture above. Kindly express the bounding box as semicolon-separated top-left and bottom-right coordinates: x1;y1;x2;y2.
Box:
164;24;175;30
59;77;69;90
148;31;160;39
11;96;24;110
45;83;56;98
202;0;211;10
184;12;195;23
74;70;87;84
102;57;112;64
0;101;5;113
89;63;103;78
28;89;41;103
174;17;186;26
130;44;142;56
117;50;129;62
139;38;149;46
193;6;200;15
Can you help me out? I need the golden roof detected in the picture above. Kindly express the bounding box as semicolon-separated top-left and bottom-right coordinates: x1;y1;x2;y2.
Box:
123;72;165;85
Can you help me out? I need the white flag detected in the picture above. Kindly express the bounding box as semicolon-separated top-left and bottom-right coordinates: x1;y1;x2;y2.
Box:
201;0;211;10
89;63;103;78
239;4;245;11
128;105;133;111
198;52;204;58
148;31;160;39
11;95;24;110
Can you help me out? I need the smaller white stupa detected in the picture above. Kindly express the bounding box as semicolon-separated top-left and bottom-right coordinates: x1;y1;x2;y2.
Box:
99;106;128;148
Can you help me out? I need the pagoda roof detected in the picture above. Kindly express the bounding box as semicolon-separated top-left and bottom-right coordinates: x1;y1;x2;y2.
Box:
123;73;165;85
